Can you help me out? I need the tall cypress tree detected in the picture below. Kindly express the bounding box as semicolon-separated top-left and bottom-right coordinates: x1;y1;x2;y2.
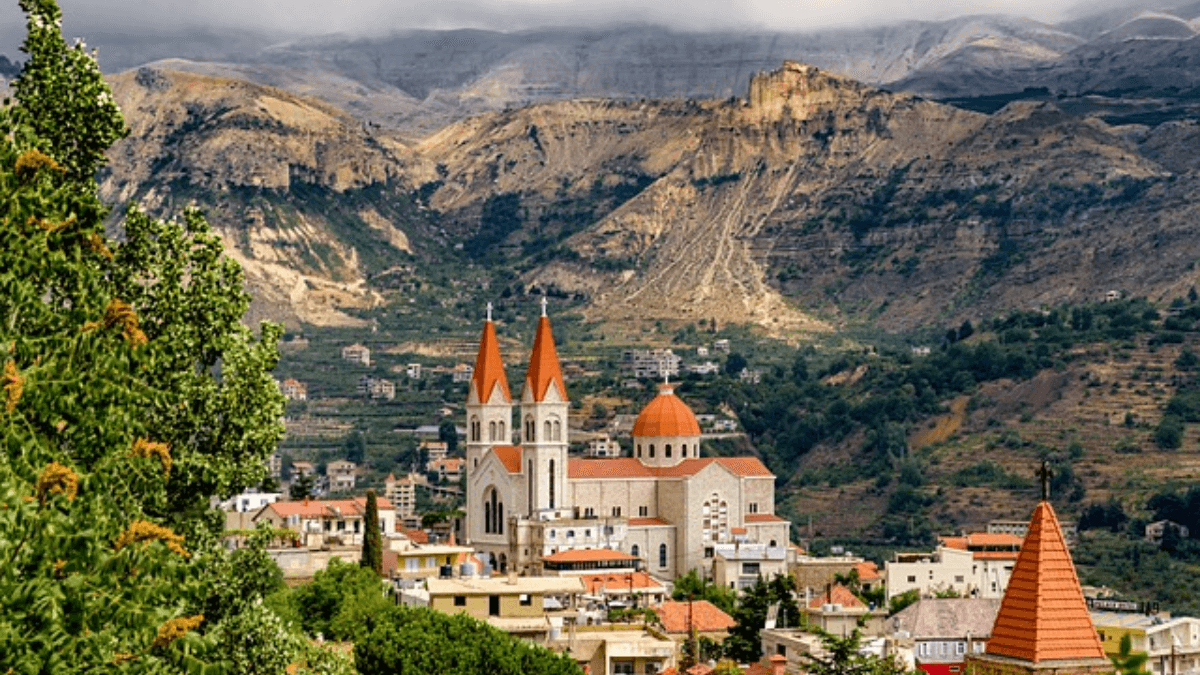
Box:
362;490;383;576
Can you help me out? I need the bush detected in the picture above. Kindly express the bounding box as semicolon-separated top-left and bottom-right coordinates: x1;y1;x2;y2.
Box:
1155;415;1184;450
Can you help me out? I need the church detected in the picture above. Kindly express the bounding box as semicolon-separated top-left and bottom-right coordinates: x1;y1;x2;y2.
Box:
465;302;791;581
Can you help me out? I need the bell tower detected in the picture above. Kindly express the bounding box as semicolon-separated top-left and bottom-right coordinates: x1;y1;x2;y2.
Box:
520;298;571;515
465;303;513;481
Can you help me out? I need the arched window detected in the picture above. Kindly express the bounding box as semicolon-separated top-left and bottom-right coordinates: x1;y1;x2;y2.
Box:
470;416;480;441
649;444;655;458
665;444;672;458
498;553;508;573
498;420;506;441
553;419;562;441
497;502;504;534
489;421;497;442
659;543;668;568
769;540;777;548
680;443;686;457
549;459;556;509
484;501;493;534
528;460;533;509
637;444;642;458
485;487;502;534
631;544;640;558
544;420;552;442
525;416;535;442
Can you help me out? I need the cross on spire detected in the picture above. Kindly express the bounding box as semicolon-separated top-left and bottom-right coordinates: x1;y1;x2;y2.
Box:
1037;460;1053;501
541;296;548;317
486;302;493;323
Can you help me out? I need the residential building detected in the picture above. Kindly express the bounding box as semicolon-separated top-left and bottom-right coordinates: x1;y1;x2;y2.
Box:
586;436;623;458
888;598;1002;675
738;368;762;384
712;340;730;353
358;375;395;400
341;343;370;366
1092;613;1200;675
421;440;449;464
712;540;790;592
623;349;682;380
987;518;1076;545
965;499;1111;675
790;555;865;596
543;549;642;575
655;599;736;647
254;496;395;548
452;363;475;383
384;472;418;519
268;452;283;478
1145;520;1190;543
423;575;586;642
388;538;476;583
218;489;282;513
563;626;678;675
688;361;720;376
291;460;316;478
428;457;465;483
327;460;357;492
464;306;789;580
803;584;883;636
885;532;1021;601
406;363;422;379
279;378;307;401
580;572;669;608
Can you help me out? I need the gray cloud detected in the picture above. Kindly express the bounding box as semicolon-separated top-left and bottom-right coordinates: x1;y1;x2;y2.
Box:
0;0;1138;63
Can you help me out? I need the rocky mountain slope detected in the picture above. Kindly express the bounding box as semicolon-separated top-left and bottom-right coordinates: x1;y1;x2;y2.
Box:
97;58;1200;337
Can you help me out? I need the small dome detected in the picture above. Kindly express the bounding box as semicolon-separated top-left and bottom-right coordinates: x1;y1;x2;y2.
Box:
633;384;700;437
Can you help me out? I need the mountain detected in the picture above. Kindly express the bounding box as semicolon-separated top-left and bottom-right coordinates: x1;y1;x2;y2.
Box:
100;60;1200;337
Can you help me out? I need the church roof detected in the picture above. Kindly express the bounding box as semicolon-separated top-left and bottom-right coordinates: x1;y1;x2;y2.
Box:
632;384;701;437
524;315;567;402
744;513;788;523
470;319;511;405
984;501;1106;663
491;446;523;474
567;457;773;480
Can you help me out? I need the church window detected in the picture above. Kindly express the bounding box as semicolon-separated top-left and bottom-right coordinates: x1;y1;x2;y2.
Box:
649;444;655;458
549;459;556;509
769;540;777;548
639;506;648;517
528;460;533;509
631;544;640;558
553;419;562;441
497;502;504;534
489;421;497;442
584;507;595;518
636;444;642;457
544;420;552;442
484;501;493;534
499;420;506;441
549;529;556;539
612;506;621;517
567;530;575;538
658;543;667;568
665;444;672;458
748;502;758;514
702;494;728;543
525;415;535;442
470;416;480;441
680;444;686;456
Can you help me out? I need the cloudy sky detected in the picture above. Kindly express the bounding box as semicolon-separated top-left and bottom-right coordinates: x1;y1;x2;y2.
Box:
0;0;1132;60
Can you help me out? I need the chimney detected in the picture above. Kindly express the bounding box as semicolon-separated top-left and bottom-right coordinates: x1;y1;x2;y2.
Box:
508;570;518;585
449;529;456;546
769;654;787;675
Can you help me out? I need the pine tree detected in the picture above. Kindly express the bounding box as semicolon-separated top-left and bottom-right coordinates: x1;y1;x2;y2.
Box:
362;490;384;576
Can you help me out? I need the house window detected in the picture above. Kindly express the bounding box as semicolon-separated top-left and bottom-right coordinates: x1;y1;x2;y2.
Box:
567;530;575;538
705;547;714;558
956;642;965;655
955;575;964;583
614;662;635;675
639;506;648;517
907;576;916;583
585;529;592;538
632;544;640;558
743;562;760;575
777;645;787;657
519;594;532;606
454;596;466;607
613;507;622;517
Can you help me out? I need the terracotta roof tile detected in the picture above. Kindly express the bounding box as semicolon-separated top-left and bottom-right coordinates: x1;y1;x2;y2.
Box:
568;457;774;480
656;600;737;633
855;561;881;581
543;548;639;563
686;665;714;675
580;572;665;595
266;496;394;518
491;446;522;474
525;315;566;402
628;517;672;527
984;501;1106;663
744;513;787;523
633;384;701;437
967;533;1024;548
400;527;428;544
810;583;866;609
470;319;511;405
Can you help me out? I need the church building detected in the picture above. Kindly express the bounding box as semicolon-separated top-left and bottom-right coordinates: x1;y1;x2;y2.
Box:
465;302;790;581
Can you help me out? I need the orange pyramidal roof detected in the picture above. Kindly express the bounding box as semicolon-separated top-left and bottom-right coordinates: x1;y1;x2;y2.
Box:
470;316;511;405
524;313;567;402
984;501;1106;663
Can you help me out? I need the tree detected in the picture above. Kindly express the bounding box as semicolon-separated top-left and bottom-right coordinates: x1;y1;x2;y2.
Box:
724;352;749;376
439;419;460;454
888;589;920;616
1110;633;1148;675
362;490;384;576
290;472;316;500
672;568;737;615
799;625;912;675
344;430;366;465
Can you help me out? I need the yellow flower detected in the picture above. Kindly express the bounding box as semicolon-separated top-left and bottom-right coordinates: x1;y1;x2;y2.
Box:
2;360;21;414
130;438;171;475
36;462;78;504
84;299;147;347
152;614;203;650
14;148;62;180
86;232;113;260
114;520;189;558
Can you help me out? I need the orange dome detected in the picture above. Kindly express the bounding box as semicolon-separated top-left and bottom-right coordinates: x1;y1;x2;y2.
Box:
633;385;701;437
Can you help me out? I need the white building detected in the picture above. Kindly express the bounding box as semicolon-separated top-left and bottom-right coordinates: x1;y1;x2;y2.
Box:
341;343;371;366
327;460;358;492
219;489;282;513
254;496;395;547
623;349;682;380
885;533;1021;601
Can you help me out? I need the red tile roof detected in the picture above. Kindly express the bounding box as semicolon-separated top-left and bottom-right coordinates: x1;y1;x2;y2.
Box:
542;548;639;563
633;384;701;437
568;457;773;480
628;517;672;527
525;315;567;402
470;319;511;405
656;600;737;633
984;501;1106;663
744;513;787;523
855;561;881;581
809;583;866;609
491;446;522;474
266;496;394;518
580;572;665;595
686;665;714;675
400;527;429;544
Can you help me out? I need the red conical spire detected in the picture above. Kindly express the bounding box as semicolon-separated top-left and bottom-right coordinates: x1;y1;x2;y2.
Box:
985;500;1106;663
470;304;511;405
524;299;567;402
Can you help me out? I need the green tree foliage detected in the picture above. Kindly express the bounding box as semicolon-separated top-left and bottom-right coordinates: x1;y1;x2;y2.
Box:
1110;633;1148;675
439;418;459;454
888;589;920;616
362;490;383;576
799;625;913;675
1154;415;1184;450
344;430;366;464
1078;499;1129;533
292;557;386;640
0;2;294;670
355;605;583;675
671;568;738;615
723;574;798;663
